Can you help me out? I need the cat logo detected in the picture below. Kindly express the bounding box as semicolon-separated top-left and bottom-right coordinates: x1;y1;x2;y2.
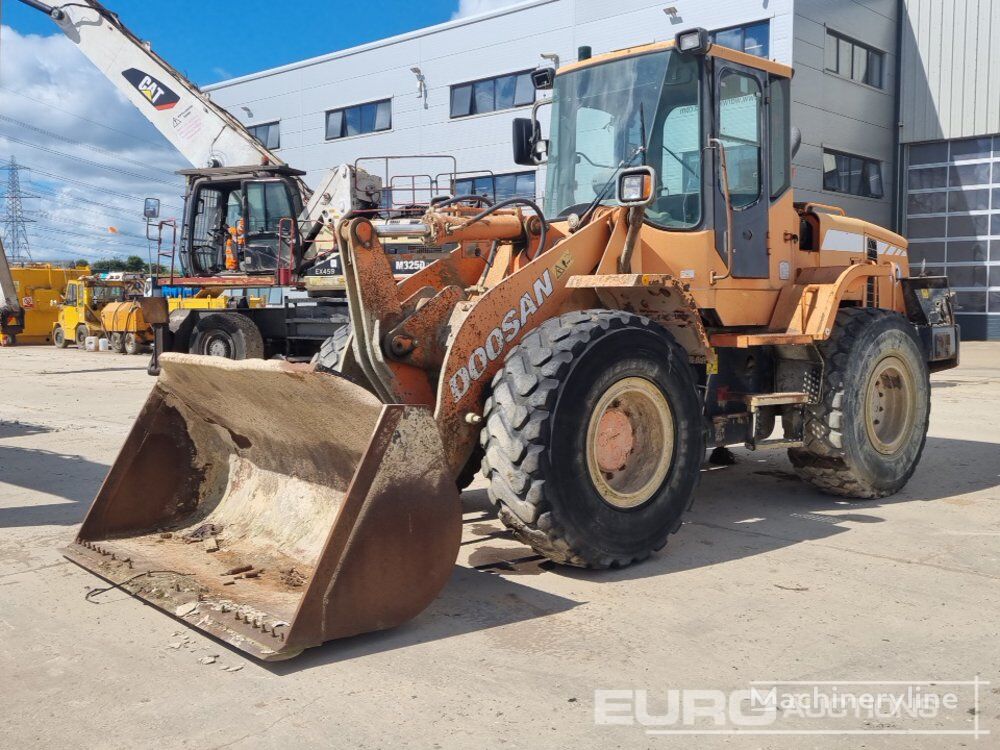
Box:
121;68;180;111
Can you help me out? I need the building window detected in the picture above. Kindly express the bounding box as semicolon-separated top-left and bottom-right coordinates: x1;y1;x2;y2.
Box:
450;71;535;118
823;149;884;198
454;171;536;201
326;99;392;140
824;30;884;88
711;20;770;58
247;122;280;150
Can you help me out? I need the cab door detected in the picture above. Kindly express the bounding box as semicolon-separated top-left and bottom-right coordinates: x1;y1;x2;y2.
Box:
241;179;301;274
713;62;770;278
61;282;81;331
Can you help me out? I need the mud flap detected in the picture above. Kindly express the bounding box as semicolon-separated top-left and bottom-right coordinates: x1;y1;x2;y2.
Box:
65;354;462;660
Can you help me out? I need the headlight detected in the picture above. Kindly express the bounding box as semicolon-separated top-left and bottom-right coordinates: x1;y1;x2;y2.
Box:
620;175;646;202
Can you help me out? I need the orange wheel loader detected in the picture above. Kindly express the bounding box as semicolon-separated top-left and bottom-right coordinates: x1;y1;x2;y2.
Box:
64;30;959;660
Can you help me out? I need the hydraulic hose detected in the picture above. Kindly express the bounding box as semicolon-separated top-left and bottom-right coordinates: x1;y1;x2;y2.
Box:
460;197;548;261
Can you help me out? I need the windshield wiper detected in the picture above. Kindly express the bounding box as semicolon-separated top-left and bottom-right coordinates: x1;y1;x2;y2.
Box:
577;144;645;225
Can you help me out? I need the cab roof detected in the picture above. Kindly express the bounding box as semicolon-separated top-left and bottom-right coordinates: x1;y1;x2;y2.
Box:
558;38;793;79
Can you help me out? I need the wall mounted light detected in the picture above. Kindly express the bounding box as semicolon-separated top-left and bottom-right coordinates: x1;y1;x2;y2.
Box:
410;66;428;108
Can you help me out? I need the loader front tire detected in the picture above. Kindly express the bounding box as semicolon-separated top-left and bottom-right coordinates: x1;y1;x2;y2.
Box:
482;310;703;568
53;326;68;349
75;325;88;349
188;313;264;360
788;308;930;499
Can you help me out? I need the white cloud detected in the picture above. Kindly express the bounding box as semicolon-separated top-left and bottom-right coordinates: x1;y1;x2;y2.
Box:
0;26;187;262
451;0;522;20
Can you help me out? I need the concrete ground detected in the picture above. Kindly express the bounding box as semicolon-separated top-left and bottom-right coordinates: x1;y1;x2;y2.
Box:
0;344;997;749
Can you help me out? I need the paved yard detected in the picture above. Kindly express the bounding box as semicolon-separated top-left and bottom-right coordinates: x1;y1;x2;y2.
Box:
0;344;997;749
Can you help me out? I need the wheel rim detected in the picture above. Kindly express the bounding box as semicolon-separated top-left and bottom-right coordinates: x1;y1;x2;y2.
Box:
585;377;674;509
864;354;916;455
203;331;233;358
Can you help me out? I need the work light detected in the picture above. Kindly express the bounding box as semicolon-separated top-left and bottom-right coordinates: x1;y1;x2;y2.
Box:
675;28;710;55
617;167;656;206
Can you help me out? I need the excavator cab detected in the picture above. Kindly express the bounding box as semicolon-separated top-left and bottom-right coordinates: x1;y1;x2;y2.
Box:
180;165;305;277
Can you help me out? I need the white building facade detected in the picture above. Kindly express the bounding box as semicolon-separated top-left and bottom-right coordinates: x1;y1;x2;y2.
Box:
208;0;1000;339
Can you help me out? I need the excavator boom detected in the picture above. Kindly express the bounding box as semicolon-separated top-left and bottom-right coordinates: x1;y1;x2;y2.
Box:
18;0;303;191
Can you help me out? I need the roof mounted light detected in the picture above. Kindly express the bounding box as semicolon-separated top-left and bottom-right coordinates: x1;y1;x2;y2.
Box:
675;28;711;55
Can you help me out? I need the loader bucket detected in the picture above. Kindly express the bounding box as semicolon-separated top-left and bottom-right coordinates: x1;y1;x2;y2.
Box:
64;354;462;660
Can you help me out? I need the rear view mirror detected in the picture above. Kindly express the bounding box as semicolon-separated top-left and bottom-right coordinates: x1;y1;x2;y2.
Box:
144;197;160;219
513;118;538;166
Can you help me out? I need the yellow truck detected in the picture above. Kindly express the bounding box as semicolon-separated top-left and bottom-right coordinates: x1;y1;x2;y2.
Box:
52;273;138;349
6;264;90;345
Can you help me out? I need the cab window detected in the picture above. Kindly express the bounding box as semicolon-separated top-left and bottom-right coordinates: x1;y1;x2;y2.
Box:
245;181;294;234
718;71;762;209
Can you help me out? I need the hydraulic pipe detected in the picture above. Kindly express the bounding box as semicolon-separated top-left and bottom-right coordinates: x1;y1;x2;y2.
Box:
15;0;64;19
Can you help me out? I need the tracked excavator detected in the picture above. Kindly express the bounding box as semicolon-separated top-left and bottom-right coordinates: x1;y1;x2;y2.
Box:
47;22;957;659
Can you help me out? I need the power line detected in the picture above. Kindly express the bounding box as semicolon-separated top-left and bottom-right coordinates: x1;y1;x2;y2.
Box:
0;86;171;151
1;132;181;187
32;224;152;248
39;218;148;241
28;167;183;209
0;114;181;177
28;182;171;220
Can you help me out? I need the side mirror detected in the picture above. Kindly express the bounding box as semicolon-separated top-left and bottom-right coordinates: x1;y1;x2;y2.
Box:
513;118;538;166
616;166;657;207
144;197;160;219
531;67;555;90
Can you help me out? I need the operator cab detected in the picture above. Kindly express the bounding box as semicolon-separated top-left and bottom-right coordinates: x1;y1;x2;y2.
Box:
179;165;305;277
514;30;794;280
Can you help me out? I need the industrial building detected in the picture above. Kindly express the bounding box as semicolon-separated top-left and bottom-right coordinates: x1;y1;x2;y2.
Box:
206;0;997;339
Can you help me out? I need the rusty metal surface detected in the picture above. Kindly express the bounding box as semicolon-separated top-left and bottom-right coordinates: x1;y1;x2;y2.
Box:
68;354;461;659
568;273;713;364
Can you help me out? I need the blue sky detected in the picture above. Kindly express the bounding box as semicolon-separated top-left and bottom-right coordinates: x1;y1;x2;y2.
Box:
4;0;472;85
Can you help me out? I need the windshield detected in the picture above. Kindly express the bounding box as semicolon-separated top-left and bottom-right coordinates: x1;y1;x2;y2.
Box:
546;50;702;228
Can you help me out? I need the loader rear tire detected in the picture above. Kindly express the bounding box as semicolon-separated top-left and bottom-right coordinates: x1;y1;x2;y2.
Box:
188;313;264;360
788;308;930;499
110;333;125;353
75;325;88;349
482;310;703;568
53;326;68;349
